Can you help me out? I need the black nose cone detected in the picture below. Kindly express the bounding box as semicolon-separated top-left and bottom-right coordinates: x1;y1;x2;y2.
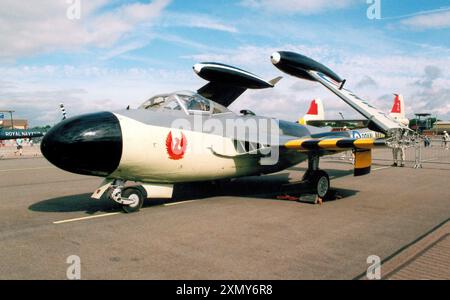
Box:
41;112;122;176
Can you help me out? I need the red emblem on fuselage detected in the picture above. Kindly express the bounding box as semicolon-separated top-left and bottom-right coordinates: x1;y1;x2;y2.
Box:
165;131;187;160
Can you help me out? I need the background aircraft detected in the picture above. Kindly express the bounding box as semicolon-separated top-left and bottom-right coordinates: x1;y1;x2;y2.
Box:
299;94;408;127
298;94;409;139
40;51;407;212
298;98;325;126
389;94;409;126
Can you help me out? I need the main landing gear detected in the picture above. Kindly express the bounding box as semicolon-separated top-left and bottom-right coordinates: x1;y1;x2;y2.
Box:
109;180;146;213
302;154;331;203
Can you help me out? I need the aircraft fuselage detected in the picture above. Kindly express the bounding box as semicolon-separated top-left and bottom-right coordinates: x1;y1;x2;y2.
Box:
40;106;320;184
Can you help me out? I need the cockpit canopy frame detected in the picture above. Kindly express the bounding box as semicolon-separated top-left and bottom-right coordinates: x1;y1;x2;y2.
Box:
138;91;232;115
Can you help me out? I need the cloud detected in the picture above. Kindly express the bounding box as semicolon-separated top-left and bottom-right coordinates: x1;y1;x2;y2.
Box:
2;1;450;125
356;76;378;89
3;47;450;127
0;64;198;126
414;65;442;89
407;66;450;117
240;0;358;15
0;88;90;124
161;12;238;33
102;32;223;62
156;34;220;52
401;10;450;30
0;80;16;89
290;80;319;92
100;39;153;60
169;38;450;121
0;0;170;60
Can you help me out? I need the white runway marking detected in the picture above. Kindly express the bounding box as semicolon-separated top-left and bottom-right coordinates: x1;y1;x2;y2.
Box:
53;200;199;224
53;212;121;224
0;166;54;172
164;200;198;206
372;166;391;171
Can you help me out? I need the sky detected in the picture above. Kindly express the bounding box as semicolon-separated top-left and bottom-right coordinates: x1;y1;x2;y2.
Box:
0;0;450;126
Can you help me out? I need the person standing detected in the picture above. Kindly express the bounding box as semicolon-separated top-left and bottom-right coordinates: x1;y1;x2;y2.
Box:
392;130;406;167
443;131;450;150
14;139;23;156
392;145;405;167
425;136;431;147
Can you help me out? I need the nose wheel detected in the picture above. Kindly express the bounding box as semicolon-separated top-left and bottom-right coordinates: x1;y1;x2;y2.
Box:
109;181;145;213
121;187;145;213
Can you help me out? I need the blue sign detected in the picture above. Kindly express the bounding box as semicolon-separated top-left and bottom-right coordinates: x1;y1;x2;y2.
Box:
0;113;4;119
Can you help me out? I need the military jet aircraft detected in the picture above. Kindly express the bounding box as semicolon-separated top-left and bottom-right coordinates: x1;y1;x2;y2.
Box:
41;51;408;212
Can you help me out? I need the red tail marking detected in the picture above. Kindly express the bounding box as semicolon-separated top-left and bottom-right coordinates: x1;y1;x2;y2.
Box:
306;99;318;115
391;95;401;114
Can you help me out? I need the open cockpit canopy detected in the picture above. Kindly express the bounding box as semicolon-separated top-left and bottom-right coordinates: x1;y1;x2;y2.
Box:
138;91;232;115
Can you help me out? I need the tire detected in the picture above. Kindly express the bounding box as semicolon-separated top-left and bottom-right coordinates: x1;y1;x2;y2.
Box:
121;187;144;213
309;170;330;199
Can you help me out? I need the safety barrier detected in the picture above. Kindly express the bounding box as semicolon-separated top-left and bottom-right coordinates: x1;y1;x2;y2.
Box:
410;137;450;168
0;143;42;159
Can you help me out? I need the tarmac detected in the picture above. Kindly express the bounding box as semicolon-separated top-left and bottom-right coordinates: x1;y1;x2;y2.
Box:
0;144;449;279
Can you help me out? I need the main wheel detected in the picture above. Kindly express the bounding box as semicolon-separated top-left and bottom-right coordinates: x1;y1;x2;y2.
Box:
121;187;145;213
308;170;330;199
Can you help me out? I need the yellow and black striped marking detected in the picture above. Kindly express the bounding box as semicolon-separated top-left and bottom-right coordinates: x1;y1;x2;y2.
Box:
284;137;385;177
284;138;382;151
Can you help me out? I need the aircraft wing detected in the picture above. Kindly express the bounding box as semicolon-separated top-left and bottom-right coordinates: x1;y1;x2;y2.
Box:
194;62;282;107
284;137;384;151
283;136;385;176
307;70;405;133
197;82;246;107
271;51;408;135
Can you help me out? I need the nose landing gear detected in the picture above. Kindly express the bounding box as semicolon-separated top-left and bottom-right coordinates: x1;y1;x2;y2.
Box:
91;179;174;213
120;187;145;213
109;180;145;213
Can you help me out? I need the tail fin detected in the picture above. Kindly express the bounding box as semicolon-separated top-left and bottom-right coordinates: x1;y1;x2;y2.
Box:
389;94;404;118
388;94;409;126
298;98;324;125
